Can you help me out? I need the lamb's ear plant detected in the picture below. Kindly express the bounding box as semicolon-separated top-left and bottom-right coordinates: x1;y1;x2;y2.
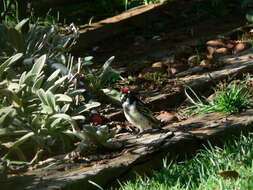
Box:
0;19;122;165
0;54;103;162
0;18;78;73
85;56;123;94
0;53;122;163
185;81;253;115
0;19;122;98
72;55;123;107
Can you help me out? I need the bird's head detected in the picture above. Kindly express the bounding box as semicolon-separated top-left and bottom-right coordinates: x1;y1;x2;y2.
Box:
120;88;130;103
120;88;139;103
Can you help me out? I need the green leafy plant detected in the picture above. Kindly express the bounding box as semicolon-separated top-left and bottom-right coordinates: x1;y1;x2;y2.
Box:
84;56;123;94
185;81;253;115
1;0;21;26
0;54;103;162
143;0;166;5
143;72;171;81
0;19;78;64
0;19;122;96
78;125;120;150
246;10;253;23
0;15;122;165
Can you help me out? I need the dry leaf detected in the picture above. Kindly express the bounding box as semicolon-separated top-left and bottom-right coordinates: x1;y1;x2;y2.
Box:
218;170;240;179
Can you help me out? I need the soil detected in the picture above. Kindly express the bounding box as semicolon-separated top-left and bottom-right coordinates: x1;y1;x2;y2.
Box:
77;3;249;104
73;2;252;131
82;5;245;68
86;15;244;69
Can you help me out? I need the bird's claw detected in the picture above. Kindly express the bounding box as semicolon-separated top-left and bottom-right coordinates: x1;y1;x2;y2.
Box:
136;128;161;138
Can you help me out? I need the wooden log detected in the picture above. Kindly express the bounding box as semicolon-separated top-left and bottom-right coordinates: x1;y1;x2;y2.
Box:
73;2;168;50
4;108;253;190
146;48;253;111
106;48;253;120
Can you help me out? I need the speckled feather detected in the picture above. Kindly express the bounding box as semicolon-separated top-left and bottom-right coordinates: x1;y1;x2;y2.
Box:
120;90;161;132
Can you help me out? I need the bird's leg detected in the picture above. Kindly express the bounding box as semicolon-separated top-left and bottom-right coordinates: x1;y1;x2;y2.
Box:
137;128;161;136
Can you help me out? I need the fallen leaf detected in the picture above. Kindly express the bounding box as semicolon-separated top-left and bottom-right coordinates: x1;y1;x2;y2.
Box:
206;40;225;47
218;170;240;179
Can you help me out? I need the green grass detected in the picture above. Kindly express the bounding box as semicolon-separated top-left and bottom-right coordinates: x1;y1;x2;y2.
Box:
143;73;171;80
117;133;253;190
185;81;253;115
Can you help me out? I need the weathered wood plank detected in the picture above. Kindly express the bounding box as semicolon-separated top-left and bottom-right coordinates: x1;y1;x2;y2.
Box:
4;107;253;190
3;42;253;190
106;48;253;123
73;3;167;50
146;48;253;111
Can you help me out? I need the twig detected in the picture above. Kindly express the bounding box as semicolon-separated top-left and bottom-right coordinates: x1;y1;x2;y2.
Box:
75;57;82;105
29;149;44;165
207;73;217;87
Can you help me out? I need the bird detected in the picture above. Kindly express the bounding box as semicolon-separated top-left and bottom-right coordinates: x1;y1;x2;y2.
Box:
120;88;161;133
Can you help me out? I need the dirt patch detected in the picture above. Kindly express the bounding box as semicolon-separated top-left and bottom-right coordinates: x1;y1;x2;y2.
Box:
74;1;245;70
72;2;249;110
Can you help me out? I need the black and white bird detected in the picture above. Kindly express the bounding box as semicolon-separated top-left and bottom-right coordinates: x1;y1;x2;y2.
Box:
120;88;161;133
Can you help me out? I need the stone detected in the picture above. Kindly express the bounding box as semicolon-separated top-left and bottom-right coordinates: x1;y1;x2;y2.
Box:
206;40;227;59
156;112;178;123
168;63;189;75
233;43;249;55
213;47;228;58
152;61;164;68
206;40;225;48
140;61;168;76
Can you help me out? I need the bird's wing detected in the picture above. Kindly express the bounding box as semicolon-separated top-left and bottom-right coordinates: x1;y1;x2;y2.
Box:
135;99;160;124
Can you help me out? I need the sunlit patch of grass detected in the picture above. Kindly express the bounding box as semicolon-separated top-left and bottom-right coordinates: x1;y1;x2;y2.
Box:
185;80;253;115
143;73;171;81
116;133;253;190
